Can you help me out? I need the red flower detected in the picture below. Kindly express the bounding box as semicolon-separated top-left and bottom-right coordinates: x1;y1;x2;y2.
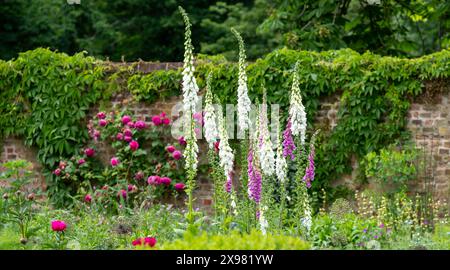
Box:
178;136;187;146
132;237;157;247
99;119;107;127
51;220;67;232
84;194;92;203
152;115;162;126
134;171;144;181
172;150;182;160
110;157;120;167
147;175;161;185
118;189;127;199
129;140;139;151
84;148;95;157
116;133;124;140
162;118;170;125
166;145;176;153
97;112;106;119
160;177;171;186
53;168;61;176
122;115;131;125
174;183;186;192
135;120;146;129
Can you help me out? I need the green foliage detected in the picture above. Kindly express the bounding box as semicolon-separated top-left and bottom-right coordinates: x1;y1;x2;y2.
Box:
0;48;108;169
363;144;420;191
162;229;310;250
0;160;40;243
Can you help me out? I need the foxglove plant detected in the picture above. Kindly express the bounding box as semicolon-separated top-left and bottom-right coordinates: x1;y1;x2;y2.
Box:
179;6;199;226
282;120;296;160
288;61;307;145
217;108;234;193
203;73;219;148
258;91;275;176
303;130;319;188
247;147;261;205
275;128;287;184
179;6;199;116
231;28;252;134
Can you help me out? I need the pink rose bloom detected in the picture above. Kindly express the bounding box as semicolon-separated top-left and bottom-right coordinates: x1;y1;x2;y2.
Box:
122;115;131;125
116;133;124;140
99;119;107;127
174;183;186;191
84;194;92;203
53;168;61;176
178;136;187;146
124;128;133;137
124;135;132;142
147;175;161;185
134;171;144;181
59;161;66;170
77;158;85;165
129;140;139;151
162;118;170;125
160;112;166;118
166;145;176;153
152;115;162;126
118;189;127;199
110;157;120;167
135;120;146;129
160;177;171;186
84;148;95;157
97;112;106;119
172;150;182;160
51;220;67;232
127;121;135;128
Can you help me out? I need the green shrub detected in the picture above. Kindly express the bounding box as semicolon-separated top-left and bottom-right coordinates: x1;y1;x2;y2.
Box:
161;230;310;250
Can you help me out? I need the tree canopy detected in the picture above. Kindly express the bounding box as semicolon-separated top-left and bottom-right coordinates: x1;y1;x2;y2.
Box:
1;0;448;61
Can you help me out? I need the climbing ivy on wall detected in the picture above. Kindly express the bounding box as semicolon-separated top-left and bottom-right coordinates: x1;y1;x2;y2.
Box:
1;47;449;204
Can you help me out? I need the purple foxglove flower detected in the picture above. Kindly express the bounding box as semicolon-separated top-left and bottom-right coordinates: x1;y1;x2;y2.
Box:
303;147;315;188
247;149;261;204
282;120;296;160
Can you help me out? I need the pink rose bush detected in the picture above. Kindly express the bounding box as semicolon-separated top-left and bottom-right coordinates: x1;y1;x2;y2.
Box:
52;110;187;213
51;220;67;232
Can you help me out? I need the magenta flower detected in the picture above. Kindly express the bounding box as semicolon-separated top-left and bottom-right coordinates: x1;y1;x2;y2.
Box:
96;112;106;119
174;183;186;191
127;184;136;192
84;194;92;203
110;157;120;167
166;145;176;153
99;119;107;127
129;140;139;151
282;120;296;160
124;128;133;137
93;130;101;140
127;121;135;128
303;147;315;188
147;175;161;185
77;159;85;165
118;189;127;199
225;174;232;193
124;135;132;142
84;148;95;157
178;136;187;146
51;220;67;232
132;237;156;247
160;177;172;186
160;112;166;118
134;171;144;181
116;133;124;140
162;118;170;125
172;150;182;160
122;115;131;125
135;120;146;129
53;168;61;176
152;115;162;126
247;149;261;203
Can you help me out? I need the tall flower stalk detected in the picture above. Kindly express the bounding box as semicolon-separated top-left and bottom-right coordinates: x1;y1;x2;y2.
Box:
179;6;199;226
289;61;307;146
303;130;319;188
231;28;251;135
258;89;275;176
275;126;288;229
203;73;218;148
